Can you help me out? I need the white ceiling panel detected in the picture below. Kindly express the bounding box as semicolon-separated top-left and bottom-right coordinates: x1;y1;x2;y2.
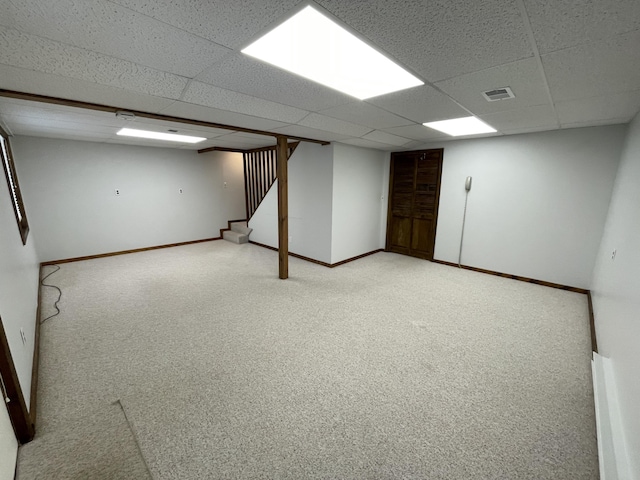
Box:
298;113;373;137
0;65;177;114
479;104;558;133
316;0;533;82
195;53;354;112
556;90;640;126
1;0;231;78
182;81;309;124
269;125;351;142
2;114;118;135
318;101;413;130
0;27;188;99
109;0;301;49
337;138;398;151
380;124;450;142
524;0;640;54
367;85;469;124
435;58;551;116
159;102;289;133
362;130;412;147
8;123;113;140
542;30;640;102
0;1;639;151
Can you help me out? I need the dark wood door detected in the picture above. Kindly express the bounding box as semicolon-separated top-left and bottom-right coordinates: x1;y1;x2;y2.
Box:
386;149;443;260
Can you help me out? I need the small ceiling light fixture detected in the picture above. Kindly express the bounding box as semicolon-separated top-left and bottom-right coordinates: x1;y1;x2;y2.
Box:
423;117;497;137
241;5;423;100
117;128;206;143
115;111;136;121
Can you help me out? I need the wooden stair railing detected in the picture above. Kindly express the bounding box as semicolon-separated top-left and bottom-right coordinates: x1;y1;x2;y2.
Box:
243;142;299;220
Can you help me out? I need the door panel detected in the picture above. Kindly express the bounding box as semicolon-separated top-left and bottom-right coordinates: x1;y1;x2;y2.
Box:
390;217;412;250
386;149;443;260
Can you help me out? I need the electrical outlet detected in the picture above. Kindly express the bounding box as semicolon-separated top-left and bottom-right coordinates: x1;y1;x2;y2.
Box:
611;249;617;260
115;189;120;196
20;328;27;345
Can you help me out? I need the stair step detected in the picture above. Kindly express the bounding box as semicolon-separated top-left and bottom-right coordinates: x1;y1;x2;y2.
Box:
230;222;251;235
223;230;249;244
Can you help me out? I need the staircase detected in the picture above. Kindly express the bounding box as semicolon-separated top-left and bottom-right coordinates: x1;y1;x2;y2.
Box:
222;220;252;244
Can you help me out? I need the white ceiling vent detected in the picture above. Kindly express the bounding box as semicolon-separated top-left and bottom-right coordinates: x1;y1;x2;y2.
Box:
482;87;515;102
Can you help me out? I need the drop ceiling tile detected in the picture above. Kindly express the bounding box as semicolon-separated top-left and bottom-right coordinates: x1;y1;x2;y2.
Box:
318;101;413;130
435;58;550;116
0;27;188;99
367;85;469;124
542;30;640;102
110;0;301;49
9;124;113;140
362;130;412;147
380;124;450;142
298;113;372;137
1;0;231;77
0;65;177;113
182;81;309;124
159;101;288;132
214;132;272;146
317;0;533;82
337;138;397;151
195;53;354;112
270;125;349;142
523;0;640;54
479;104;558;133
0;102;121;128
556;90;640;126
3;114;118;135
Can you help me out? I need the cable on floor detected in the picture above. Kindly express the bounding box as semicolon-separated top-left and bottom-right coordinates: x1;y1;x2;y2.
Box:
40;265;62;324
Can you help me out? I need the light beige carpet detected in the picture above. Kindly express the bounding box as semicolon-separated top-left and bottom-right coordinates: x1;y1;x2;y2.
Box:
28;241;598;479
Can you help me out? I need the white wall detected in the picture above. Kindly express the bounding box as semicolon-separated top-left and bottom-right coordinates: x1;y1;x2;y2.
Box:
331;144;388;264
12;137;245;261
424;125;626;289
591;113;640;478
0;143;39;408
249;142;334;264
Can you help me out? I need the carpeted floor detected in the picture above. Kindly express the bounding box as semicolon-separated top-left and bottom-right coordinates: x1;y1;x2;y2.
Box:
20;241;598;479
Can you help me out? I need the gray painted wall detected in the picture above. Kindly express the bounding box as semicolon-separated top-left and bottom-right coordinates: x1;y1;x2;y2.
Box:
331;143;388;264
249;142;334;264
0;141;39;408
591;113;640;478
12;137;245;262
425;125;626;289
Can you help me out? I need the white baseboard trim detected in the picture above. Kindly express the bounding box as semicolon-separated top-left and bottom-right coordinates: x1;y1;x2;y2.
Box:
592;353;632;480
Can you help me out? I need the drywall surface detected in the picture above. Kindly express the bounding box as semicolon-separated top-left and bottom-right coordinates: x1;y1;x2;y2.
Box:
591;113;640;478
12;137;244;261
0;142;39;408
426;125;625;289
249;142;333;264
331;144;388;264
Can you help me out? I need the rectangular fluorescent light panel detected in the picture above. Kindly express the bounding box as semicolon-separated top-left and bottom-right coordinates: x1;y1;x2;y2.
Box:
423;117;497;137
116;128;206;144
241;6;423;100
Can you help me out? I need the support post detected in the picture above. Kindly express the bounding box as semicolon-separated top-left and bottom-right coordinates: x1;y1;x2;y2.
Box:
276;136;289;279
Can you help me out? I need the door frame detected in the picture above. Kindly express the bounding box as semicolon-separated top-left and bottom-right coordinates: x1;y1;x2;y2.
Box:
385;148;444;260
0;316;34;444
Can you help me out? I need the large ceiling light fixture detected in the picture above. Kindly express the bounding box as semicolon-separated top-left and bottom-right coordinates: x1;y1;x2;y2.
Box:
116;128;206;144
423;117;497;137
242;6;423;100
